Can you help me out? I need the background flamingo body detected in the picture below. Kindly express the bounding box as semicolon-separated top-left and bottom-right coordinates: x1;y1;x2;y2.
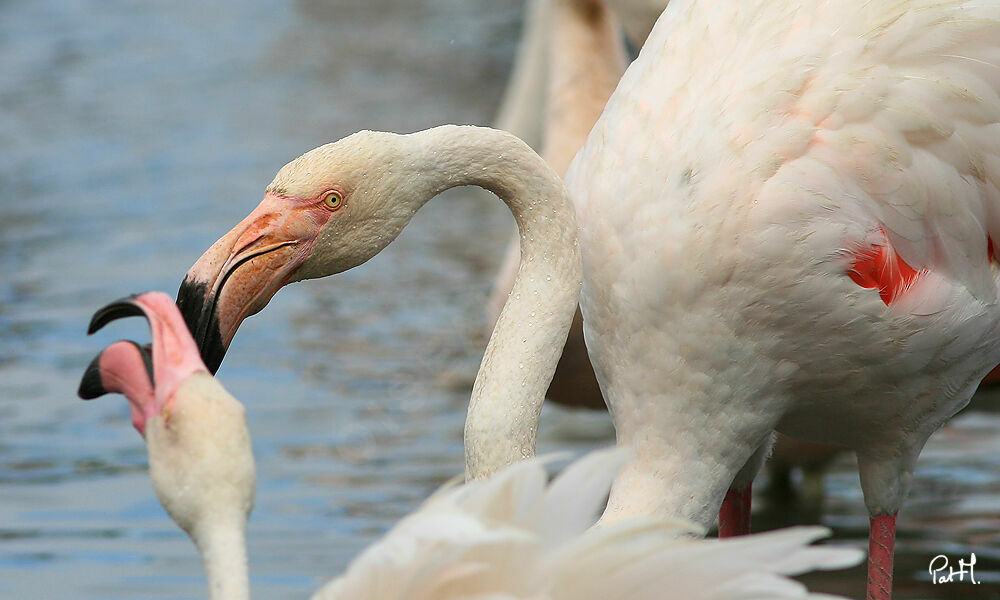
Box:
562;1;1000;596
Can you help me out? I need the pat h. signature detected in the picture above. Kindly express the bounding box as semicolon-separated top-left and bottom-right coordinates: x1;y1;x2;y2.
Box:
929;553;979;585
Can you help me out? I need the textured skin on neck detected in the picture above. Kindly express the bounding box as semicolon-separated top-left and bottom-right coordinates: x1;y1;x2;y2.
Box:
487;0;628;413
398;126;582;479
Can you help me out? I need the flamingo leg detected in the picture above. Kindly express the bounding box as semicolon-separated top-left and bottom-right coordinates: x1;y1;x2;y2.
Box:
718;483;752;537
867;513;897;600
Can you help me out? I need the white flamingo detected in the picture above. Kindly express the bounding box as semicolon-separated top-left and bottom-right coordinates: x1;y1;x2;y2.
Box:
510;0;1000;576
562;2;1000;599
79;292;861;600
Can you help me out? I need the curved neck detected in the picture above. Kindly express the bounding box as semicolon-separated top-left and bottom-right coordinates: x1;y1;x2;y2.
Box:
195;519;250;600
405;126;582;479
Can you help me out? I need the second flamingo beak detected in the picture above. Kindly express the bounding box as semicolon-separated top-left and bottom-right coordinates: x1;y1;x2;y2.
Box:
176;193;322;373
79;292;209;435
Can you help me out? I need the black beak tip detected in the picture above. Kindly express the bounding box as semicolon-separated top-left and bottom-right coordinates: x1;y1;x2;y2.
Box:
87;294;145;335
176;277;207;334
203;339;225;375
78;352;107;400
176;277;226;375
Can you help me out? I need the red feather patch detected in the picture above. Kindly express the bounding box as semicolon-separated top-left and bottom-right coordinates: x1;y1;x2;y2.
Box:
847;230;923;305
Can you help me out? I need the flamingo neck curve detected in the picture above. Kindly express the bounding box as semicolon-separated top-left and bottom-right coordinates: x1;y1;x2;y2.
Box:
403;126;582;479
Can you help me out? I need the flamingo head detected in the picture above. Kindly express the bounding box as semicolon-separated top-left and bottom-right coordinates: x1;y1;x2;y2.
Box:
176;130;424;373
78;291;256;543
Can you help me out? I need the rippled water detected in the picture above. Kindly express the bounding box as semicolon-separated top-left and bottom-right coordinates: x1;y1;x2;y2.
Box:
0;1;998;598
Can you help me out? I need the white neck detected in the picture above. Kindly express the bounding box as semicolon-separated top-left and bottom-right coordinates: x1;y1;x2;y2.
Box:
195;520;250;600
486;0;626;343
404;126;582;479
146;376;256;600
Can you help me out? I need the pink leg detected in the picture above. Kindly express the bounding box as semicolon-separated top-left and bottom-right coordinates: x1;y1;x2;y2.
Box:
867;513;897;600
718;483;752;537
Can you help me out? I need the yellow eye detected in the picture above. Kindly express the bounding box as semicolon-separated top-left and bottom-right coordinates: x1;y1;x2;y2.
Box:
322;190;343;210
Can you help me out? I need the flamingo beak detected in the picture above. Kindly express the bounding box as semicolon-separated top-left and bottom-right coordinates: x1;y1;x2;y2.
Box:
78;340;153;400
79;292;208;434
176;193;321;373
78;339;155;433
79;295;156;401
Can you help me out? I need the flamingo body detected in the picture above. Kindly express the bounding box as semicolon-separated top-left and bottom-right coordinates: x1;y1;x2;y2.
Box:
567;1;1000;594
567;1;1000;600
572;0;1000;521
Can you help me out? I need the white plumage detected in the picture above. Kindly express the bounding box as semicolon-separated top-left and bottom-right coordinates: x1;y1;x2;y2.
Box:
313;450;862;600
557;0;1000;596
572;0;1000;516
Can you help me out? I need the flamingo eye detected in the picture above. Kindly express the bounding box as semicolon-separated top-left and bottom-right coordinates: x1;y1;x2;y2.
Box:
322;191;344;210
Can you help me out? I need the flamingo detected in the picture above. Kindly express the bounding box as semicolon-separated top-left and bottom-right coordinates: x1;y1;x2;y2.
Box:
79;293;254;600
515;0;1000;559
561;2;1000;599
503;0;1000;533
78;291;862;600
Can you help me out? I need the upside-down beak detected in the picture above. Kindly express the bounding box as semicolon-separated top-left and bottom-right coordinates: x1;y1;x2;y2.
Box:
78;291;208;435
79;339;154;432
176;193;320;373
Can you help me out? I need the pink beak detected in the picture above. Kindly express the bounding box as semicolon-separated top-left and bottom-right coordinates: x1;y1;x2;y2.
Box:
176;192;324;372
79;291;208;435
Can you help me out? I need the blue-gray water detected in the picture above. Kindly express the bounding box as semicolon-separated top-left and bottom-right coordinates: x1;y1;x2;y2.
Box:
0;1;998;598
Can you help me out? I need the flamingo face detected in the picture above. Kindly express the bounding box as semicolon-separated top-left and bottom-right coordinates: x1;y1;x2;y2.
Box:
176;130;427;373
177;190;339;372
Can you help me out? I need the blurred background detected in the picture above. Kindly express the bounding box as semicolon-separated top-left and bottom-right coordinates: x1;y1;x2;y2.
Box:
0;0;998;598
